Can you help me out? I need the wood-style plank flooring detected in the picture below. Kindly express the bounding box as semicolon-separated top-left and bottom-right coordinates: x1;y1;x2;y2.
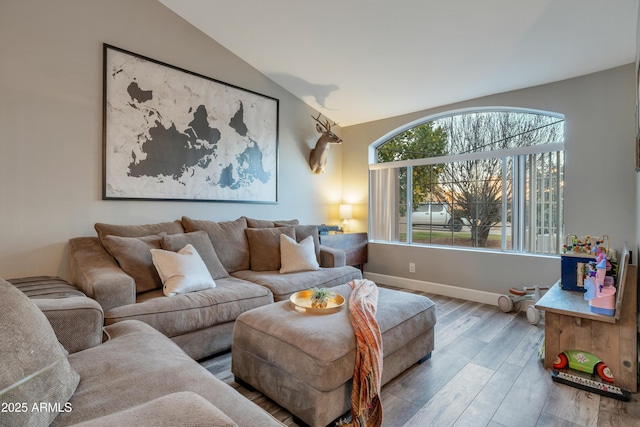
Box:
200;285;640;426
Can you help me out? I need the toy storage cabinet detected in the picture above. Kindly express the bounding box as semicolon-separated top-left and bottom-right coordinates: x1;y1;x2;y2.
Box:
536;264;637;392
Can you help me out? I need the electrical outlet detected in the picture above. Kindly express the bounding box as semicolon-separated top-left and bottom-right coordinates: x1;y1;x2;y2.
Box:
409;263;416;273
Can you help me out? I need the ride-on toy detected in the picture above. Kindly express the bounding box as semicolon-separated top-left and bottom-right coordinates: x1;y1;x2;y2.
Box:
553;350;613;382
497;285;549;325
551;350;631;401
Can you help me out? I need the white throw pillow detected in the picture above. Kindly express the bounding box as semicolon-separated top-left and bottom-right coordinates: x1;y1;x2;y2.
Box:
280;234;321;273
151;244;216;296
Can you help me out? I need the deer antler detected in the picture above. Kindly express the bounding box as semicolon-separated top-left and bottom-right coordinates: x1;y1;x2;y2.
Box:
311;113;337;131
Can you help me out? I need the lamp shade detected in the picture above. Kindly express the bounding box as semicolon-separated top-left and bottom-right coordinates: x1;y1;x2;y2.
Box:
339;204;353;219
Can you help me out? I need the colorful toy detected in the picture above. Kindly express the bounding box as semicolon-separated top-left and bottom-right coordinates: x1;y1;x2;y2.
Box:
582;253;616;315
497;285;548;325
551;350;631;401
562;234;610;255
561;234;612;293
553;350;613;381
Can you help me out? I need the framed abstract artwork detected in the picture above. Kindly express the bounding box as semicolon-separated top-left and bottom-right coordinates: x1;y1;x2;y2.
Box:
103;44;279;203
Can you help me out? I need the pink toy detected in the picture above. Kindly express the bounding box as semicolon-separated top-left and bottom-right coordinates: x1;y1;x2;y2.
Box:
583;257;616;316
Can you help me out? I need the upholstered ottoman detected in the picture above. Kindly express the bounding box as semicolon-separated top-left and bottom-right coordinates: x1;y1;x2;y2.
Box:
231;283;436;427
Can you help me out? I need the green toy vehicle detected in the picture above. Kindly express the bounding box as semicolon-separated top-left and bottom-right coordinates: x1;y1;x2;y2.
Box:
552;350;614;383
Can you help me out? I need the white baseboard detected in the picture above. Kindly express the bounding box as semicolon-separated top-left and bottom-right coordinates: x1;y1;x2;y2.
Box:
363;272;502;307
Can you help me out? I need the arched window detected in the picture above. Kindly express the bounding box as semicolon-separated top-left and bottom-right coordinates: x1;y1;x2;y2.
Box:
369;108;565;254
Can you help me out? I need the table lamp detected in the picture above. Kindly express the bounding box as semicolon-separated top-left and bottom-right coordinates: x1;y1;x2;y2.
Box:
339;204;352;232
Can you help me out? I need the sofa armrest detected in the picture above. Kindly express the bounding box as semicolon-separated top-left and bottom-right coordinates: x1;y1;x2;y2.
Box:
319;245;346;268
70;391;239;427
34;297;104;354
68;237;135;312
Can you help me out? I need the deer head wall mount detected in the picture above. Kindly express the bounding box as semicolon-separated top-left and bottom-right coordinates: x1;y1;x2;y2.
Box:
308;113;342;174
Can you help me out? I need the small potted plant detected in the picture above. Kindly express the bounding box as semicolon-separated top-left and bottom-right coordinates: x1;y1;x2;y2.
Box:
310;287;335;309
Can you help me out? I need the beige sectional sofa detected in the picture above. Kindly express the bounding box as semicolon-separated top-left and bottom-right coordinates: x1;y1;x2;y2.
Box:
0;279;284;427
68;216;362;360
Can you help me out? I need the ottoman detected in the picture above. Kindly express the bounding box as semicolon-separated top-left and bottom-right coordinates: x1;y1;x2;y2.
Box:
231;283;436;427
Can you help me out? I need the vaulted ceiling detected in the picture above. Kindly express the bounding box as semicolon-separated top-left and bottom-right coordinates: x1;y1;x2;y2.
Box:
159;0;639;126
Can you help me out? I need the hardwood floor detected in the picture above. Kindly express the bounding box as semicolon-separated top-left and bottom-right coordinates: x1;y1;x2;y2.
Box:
200;286;640;426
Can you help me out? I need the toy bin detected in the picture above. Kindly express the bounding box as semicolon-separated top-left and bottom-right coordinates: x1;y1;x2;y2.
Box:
560;254;595;292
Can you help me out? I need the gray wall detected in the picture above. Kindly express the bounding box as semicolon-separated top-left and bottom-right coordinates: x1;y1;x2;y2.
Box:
0;0;344;279
342;65;637;296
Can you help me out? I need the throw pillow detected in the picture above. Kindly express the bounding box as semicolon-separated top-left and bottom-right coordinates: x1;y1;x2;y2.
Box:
294;225;321;262
244;217;300;228
182;216;250;273
245;226;296;271
161;231;229;279
0;280;80;427
151;244;216;296
95;220;184;254
274;220;301;227
104;233;166;294
280;234;321;273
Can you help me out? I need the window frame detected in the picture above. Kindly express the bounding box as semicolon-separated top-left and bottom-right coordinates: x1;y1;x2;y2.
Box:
368;107;565;255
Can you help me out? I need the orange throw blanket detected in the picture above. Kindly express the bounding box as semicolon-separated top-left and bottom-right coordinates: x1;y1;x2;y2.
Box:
346;279;383;427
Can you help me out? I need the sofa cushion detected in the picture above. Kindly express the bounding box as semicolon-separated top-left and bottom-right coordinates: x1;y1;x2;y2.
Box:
161;231;229;279
95;220;184;251
53;320;284;426
231;265;363;301
245;226;295;271
104;233;165;294
103;277;274;338
244;217;299;228
151;244;216;296
71;391;238;427
182;217;249;273
280;234;320;273
0;279;80;427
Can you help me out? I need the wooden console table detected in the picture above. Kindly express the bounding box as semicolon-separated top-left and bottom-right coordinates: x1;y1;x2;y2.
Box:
535;264;637;392
319;233;368;271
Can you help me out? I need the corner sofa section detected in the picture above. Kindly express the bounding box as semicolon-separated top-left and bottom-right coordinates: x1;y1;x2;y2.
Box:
68;216;362;360
0;279;284;427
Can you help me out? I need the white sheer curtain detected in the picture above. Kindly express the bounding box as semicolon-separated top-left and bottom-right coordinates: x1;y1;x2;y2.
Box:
369;168;400;241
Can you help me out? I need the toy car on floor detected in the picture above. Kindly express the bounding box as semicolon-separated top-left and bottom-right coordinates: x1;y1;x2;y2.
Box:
551;350;631;401
552;350;613;382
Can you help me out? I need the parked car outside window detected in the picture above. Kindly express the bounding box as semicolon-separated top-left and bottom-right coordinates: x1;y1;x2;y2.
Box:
411;203;469;232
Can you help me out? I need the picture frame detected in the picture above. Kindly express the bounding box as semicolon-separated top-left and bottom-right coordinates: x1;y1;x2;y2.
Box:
103;44;279;203
636;51;640;170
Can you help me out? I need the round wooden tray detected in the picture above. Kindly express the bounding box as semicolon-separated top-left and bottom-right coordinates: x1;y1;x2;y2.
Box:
289;289;345;315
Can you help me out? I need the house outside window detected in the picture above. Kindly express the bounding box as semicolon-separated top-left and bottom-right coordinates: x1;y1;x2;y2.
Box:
369;108;565;255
